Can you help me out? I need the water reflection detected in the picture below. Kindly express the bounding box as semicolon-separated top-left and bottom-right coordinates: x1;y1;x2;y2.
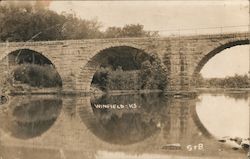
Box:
79;93;166;145
0;92;248;158
0;95;62;139
196;93;249;139
78;93;211;146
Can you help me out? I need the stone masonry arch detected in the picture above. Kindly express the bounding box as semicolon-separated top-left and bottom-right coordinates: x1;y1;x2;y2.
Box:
0;47;64;88
191;37;249;88
0;47;59;69
75;44;167;92
193;39;249;76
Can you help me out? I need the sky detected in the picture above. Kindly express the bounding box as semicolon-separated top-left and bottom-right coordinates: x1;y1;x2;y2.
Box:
48;0;249;78
200;45;249;78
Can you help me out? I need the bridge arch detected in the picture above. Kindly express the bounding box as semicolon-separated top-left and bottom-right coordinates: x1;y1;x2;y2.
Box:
192;39;249;79
0;47;58;68
0;48;63;88
76;44;167;92
5;49;54;65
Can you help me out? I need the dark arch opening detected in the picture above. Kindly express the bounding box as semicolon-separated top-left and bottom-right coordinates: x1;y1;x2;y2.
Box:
8;49;54;65
89;46;168;92
91;46;155;70
1;49;62;90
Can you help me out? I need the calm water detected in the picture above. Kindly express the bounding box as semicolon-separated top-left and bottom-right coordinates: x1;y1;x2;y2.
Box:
0;92;249;159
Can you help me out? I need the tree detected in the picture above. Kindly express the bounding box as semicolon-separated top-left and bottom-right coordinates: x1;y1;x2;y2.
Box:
0;2;65;41
195;74;250;88
193;73;205;87
0;2;103;41
104;27;123;38
104;24;159;38
139;60;167;90
122;24;145;37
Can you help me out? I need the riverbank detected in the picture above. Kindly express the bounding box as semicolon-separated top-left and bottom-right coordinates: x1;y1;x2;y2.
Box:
6;87;250;97
196;88;250;93
9;89;163;96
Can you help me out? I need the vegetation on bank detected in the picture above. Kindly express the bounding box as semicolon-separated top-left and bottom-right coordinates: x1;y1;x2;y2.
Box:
92;60;167;91
194;73;250;89
10;64;62;88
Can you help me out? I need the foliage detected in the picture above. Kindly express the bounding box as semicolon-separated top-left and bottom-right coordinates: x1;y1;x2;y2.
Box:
92;67;111;91
12;64;62;88
92;61;167;91
104;24;159;38
195;73;250;88
0;2;158;42
0;2;66;41
0;2;162;90
139;60;167;90
106;67;140;90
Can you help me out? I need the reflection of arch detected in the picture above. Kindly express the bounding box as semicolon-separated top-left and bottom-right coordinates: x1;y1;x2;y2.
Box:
193;39;249;76
77;94;215;145
191;104;213;138
76;44;167;91
0;96;62;139
77;95;160;145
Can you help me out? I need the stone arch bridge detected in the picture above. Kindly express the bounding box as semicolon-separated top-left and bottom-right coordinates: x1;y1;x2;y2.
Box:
0;32;249;94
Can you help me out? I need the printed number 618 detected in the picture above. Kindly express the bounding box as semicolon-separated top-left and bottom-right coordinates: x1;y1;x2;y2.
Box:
187;144;204;151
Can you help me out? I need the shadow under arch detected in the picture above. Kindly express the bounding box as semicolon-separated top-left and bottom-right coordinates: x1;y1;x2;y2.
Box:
7;49;54;65
76;45;168;91
193;39;249;77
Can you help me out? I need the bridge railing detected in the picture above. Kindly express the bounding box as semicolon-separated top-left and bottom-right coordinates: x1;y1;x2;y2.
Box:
150;25;249;37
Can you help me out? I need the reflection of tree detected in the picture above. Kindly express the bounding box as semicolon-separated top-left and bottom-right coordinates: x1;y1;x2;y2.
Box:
224;92;249;101
201;92;249;101
78;93;167;145
91;112;159;145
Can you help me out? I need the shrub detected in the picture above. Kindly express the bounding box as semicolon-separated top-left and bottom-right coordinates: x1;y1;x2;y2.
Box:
12;64;62;88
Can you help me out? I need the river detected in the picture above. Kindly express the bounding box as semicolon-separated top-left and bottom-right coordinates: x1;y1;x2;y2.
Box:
0;92;249;159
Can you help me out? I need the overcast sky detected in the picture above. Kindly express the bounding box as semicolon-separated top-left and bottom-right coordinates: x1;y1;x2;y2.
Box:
49;1;249;78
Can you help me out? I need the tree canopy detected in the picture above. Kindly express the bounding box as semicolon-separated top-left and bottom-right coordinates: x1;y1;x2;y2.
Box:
0;2;158;42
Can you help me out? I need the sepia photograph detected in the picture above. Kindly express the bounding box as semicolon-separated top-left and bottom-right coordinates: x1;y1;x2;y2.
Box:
0;0;249;158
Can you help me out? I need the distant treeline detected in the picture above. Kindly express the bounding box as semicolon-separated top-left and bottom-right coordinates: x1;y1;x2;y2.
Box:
195;73;250;88
0;2;158;42
92;60;167;91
